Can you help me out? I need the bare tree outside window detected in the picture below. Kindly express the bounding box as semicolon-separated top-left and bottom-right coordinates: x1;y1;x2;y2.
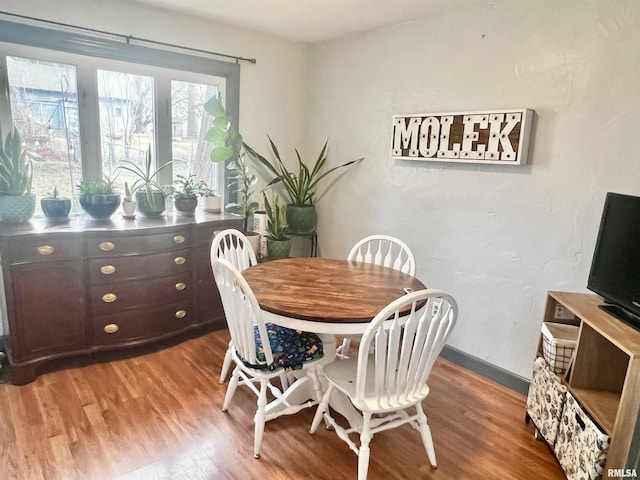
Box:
6;56;82;212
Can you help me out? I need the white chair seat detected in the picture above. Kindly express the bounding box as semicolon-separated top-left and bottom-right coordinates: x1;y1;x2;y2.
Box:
323;357;431;412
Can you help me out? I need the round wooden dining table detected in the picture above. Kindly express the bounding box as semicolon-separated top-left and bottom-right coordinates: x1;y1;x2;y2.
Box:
242;257;427;335
241;257;427;426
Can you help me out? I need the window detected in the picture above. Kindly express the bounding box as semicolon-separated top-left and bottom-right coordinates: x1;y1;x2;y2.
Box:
6;56;81;202
0;19;240;215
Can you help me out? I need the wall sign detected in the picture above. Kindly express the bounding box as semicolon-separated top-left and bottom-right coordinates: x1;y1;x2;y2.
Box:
391;108;533;165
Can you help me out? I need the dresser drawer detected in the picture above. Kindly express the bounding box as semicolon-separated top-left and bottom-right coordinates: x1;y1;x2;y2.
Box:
89;273;191;313
88;249;192;284
7;236;83;263
86;230;192;256
91;301;194;345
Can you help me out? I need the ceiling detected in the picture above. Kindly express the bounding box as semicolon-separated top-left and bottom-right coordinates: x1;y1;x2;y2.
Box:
128;0;492;43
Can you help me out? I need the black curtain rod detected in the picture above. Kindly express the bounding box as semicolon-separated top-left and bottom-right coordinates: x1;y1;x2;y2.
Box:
0;10;257;64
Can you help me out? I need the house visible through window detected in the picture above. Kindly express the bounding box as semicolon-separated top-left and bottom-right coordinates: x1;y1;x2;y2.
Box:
0;21;239;216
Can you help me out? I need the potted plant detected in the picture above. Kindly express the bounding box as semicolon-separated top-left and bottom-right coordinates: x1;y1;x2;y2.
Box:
195;180;221;213
77;177;120;220
164;173;200;216
41;186;71;222
263;193;291;260
117;146;170;218
122;181;136;217
0;125;35;224
244;138;363;234
203;94;260;252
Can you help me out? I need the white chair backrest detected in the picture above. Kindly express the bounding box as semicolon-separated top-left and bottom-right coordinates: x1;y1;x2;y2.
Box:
348;234;416;276
211;228;258;272
355;289;457;409
213;258;274;368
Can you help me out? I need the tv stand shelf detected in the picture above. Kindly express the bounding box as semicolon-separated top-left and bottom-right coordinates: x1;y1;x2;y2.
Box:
541;291;640;473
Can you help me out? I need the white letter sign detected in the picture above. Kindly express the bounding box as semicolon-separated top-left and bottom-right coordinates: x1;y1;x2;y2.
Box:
391;109;533;165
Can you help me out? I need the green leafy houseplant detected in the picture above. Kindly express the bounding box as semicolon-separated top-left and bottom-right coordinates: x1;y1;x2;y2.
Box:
203;94;259;232
263;193;291;260
226;154;259;233
243;133;363;234
41;186;71;220
0;125;32;196
0;125;35;223
263;193;289;241
117;146;171;217
164;173;200;215
77;177;120;220
244;139;363;208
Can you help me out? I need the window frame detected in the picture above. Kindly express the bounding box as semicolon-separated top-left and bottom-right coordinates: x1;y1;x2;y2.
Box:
0;18;240;203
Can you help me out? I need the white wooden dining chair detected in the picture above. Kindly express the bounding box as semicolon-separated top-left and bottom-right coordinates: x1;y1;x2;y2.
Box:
211;229;258;383
213;258;332;459
338;234;417;358
310;289;457;480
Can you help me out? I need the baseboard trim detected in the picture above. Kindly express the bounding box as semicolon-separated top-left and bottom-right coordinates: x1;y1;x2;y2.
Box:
440;345;530;396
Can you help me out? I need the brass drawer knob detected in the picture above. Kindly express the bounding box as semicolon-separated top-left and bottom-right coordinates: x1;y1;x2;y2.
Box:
99;242;115;251
175;282;187;291
100;265;116;275
173;235;185;244
174;256;186;265
104;323;119;334
37;245;55;255
102;293;117;303
175;310;187;319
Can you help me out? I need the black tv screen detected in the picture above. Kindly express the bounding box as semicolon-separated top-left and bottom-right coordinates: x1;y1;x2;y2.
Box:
588;192;640;329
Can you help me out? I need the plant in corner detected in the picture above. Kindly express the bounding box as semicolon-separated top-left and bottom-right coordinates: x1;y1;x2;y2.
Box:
203;94;260;251
263;193;291;260
41;186;71;222
0;125;35;224
77;177;120;220
244;138;363;234
117;146;171;218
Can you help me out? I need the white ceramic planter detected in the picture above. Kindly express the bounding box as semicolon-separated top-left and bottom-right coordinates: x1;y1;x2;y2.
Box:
200;195;221;213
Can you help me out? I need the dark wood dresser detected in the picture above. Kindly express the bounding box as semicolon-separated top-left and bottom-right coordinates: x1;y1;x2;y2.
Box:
0;211;241;384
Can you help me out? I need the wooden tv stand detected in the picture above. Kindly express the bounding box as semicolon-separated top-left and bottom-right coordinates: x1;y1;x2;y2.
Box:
541;291;640;473
0;211;241;384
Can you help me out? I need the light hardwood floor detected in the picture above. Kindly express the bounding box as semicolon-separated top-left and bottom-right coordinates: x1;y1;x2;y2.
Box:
0;329;566;479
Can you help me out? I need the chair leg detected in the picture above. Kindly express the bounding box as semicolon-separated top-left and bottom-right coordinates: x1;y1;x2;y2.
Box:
336;337;351;359
219;346;233;384
357;412;373;480
416;403;437;468
253;379;269;459
222;366;240;412
309;386;333;434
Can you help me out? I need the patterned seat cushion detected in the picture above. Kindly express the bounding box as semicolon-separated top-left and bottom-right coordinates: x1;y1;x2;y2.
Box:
242;323;323;372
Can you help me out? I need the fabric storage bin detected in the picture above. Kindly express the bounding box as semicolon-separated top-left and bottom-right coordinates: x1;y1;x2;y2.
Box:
554;392;609;480
526;356;567;446
541;322;579;375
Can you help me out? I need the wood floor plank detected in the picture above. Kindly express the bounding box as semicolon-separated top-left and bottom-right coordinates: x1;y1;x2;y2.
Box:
0;329;566;479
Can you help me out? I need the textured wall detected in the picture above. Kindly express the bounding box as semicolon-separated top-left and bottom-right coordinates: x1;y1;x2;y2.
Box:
305;0;640;378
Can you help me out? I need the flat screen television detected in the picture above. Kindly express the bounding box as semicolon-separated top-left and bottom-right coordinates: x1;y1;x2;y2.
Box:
587;192;640;330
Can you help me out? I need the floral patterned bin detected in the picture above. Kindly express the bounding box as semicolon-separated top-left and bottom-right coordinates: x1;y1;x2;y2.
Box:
526;356;567;446
554;392;609;480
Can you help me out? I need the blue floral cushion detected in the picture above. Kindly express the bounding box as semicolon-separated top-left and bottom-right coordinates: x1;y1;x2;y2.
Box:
244;323;323;372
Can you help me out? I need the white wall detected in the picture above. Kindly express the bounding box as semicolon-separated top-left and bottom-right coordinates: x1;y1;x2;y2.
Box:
307;0;640;377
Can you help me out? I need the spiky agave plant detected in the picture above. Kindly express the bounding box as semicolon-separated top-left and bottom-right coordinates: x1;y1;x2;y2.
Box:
0;126;32;196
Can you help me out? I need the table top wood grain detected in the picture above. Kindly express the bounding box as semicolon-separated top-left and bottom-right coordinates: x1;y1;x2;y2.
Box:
242;257;426;323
